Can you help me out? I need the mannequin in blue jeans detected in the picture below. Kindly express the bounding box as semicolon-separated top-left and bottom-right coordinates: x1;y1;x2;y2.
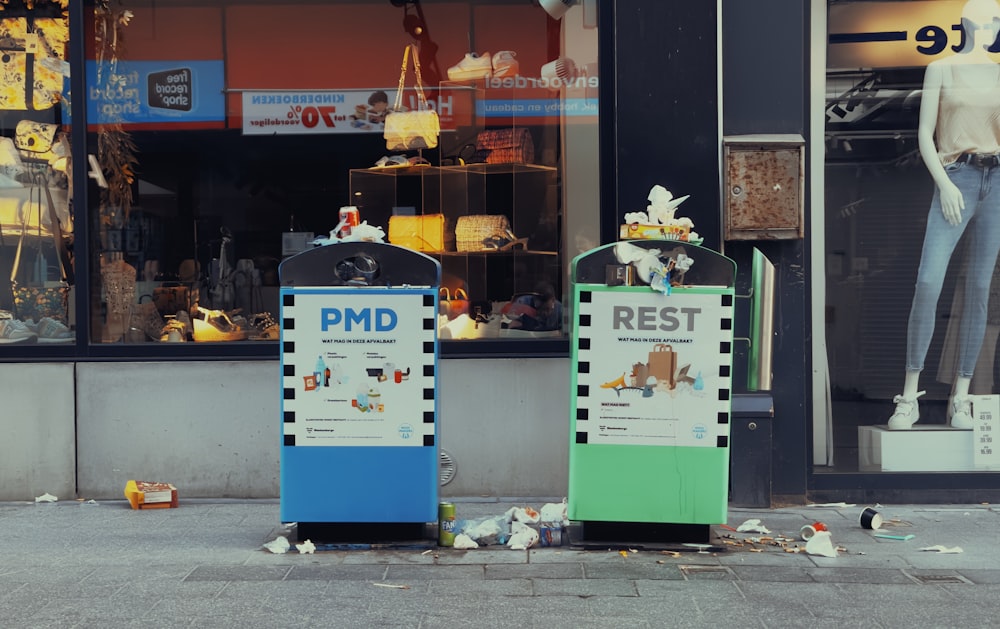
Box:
889;0;1000;430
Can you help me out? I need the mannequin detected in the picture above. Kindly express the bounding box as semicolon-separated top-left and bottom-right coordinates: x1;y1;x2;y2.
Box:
889;0;1000;430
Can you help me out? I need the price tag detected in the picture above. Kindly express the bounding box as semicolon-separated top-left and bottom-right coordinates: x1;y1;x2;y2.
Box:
971;395;1000;470
23;33;39;54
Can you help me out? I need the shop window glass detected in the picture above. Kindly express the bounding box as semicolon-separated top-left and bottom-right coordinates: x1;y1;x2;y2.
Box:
823;0;1000;472
0;0;74;346
84;0;600;347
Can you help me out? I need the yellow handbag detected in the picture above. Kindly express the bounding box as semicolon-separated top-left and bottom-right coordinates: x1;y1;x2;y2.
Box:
384;45;440;151
388;213;450;252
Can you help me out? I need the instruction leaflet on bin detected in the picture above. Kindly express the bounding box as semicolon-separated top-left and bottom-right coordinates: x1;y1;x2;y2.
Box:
283;291;433;446
576;290;732;447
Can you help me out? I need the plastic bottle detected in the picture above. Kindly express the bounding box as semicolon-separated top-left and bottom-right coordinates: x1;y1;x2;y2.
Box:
315;355;327;387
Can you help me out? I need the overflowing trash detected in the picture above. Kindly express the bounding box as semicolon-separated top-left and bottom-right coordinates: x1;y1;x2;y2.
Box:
451;499;569;550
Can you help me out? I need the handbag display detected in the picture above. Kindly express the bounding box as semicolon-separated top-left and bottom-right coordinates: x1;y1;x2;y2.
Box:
0;15;68;111
152;283;190;316
438;287;469;320
384;44;440;151
8;184;71;323
475;128;534;165
15;120;60;162
388;213;451;252
455;214;512;251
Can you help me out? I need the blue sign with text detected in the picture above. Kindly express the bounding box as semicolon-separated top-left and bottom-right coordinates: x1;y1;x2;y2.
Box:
74;60;225;125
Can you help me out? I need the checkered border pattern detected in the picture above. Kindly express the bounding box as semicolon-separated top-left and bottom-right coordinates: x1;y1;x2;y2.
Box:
280;290;437;447
574;290;734;447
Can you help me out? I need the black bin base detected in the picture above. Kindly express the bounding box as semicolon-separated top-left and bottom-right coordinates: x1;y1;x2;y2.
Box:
571;521;714;548
296;522;429;544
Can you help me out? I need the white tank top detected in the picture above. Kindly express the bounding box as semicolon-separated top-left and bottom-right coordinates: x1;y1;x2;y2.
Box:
936;62;1000;165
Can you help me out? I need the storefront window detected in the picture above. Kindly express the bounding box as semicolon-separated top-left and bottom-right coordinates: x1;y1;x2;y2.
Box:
0;0;74;345
83;0;600;347
823;0;1000;472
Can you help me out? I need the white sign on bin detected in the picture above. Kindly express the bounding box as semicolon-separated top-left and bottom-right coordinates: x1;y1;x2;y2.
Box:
972;395;1000;470
281;289;435;447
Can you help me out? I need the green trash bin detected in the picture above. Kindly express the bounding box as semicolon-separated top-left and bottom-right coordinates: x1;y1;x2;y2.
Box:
568;241;736;539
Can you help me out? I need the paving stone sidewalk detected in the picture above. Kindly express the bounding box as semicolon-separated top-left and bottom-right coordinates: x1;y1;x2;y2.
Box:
2;498;1000;628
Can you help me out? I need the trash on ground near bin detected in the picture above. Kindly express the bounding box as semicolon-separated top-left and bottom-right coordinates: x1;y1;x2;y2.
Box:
805;531;838;558
920;545;963;554
507;520;539;550
453;534;478;549
124;480;178;510
736;519;771;534
295;539;316;554
263;536;291;554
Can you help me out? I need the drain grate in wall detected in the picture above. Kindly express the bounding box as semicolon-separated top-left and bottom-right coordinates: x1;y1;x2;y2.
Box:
910;574;970;585
439;449;456;486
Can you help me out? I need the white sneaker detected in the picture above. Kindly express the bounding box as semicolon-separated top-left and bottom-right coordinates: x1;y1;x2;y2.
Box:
33;317;74;344
447;52;493;81
0;318;38;344
887;390;925;430
492;51;519;78
949;397;974;429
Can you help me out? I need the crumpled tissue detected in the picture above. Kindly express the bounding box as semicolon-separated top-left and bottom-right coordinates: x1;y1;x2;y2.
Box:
263;536;291;554
736;519;771;534
295;539;316;554
453;534;478;550
507;520;539;550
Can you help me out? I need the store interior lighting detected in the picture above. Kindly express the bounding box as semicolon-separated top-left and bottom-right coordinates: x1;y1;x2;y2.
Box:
538;0;575;20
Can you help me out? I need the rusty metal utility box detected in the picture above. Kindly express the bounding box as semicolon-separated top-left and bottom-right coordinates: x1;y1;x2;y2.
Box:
723;134;805;240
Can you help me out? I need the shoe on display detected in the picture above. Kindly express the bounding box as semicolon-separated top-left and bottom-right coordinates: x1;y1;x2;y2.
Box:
248;312;280;341
159;319;187;342
492;51;519;78
949;397;974;429
447;52;493;81
0;318;38;344
32;317;74;344
887;390;925;430
192;306;247;342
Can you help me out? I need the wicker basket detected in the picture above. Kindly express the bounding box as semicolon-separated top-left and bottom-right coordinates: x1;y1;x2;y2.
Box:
455;214;511;251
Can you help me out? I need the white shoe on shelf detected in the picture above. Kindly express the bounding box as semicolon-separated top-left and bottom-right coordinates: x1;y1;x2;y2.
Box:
447;52;493;81
948;397;974;429
887;390;925;430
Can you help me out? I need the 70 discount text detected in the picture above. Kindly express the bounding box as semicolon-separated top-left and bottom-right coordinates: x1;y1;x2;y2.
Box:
287;104;346;128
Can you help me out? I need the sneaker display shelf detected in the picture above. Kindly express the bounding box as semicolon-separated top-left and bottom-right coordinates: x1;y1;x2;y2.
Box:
858;425;978;472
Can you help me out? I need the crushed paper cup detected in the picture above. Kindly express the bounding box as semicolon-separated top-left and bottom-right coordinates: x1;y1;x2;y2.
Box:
805;530;838;558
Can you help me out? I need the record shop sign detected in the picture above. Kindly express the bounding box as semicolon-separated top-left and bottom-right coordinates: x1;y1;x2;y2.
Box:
829;1;1000;69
